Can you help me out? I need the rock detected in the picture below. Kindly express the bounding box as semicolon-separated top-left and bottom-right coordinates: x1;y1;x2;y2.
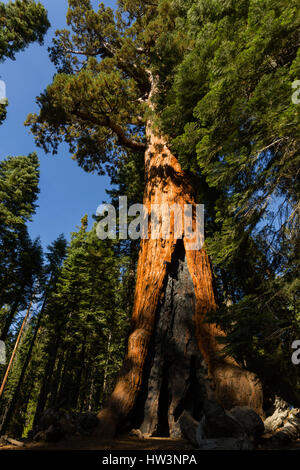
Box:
262;397;300;446
44;424;64;443
272;408;300;441
33;430;47;442
264;414;284;433
29;409;101;443
287;408;300;433
229;406;264;439
31;407;76;443
39;408;59;430
202;400;245;439
192;401;255;449
76;412;98;435
129;429;145;439
197;437;254;450
264;396;290;433
33;424;64;443
263;432;291;449
59;415;76;436
178;411;199;447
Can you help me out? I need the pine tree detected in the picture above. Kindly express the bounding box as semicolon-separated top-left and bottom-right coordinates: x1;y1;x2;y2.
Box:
0;153;41;341
0;235;67;435
30;219;129;431
0;0;50;124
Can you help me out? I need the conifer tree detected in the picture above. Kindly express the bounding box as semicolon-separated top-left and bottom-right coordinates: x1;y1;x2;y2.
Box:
0;153;41;341
26;0;266;437
0;235;67;436
31;219;129;430
0;0;49;61
0;0;50;123
156;0;299;254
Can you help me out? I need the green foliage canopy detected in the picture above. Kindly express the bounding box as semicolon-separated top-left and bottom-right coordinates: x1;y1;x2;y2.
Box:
0;0;50;124
0;0;50;62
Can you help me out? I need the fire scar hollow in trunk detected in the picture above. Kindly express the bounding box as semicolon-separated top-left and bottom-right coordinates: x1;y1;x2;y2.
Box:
97;128;263;438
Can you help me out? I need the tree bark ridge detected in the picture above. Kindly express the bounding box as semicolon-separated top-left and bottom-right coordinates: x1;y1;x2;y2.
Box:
97;127;263;438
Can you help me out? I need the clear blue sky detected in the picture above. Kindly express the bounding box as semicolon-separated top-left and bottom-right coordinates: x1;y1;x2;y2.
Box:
0;0;116;249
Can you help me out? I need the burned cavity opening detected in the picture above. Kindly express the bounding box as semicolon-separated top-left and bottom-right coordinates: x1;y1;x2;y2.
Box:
156;362;170;437
134;239;207;438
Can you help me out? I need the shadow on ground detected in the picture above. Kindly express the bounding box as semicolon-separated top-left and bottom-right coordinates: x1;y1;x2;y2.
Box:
0;435;190;451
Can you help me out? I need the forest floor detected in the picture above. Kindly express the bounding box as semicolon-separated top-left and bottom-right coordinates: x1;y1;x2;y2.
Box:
1;435;300;451
0;434;190;451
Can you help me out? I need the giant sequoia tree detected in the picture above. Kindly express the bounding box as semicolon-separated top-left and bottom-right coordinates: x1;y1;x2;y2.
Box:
27;0;264;438
157;0;299;404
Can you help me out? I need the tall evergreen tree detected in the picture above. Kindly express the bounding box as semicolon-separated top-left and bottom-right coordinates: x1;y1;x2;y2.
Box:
0;0;50;123
0;0;50;61
31;219;129;431
0;153;41;341
26;0;267;437
0;235;67;436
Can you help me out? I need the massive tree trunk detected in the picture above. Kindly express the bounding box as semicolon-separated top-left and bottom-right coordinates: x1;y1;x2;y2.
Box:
97;124;263;438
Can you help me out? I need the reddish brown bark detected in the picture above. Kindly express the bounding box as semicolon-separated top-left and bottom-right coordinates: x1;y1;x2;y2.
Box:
97;126;263;437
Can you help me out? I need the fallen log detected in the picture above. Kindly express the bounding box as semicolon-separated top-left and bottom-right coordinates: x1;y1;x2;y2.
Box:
0;435;24;447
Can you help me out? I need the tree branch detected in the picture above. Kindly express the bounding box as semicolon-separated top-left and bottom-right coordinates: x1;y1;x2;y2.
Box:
108;118;146;151
74;110;146;152
63;43;151;96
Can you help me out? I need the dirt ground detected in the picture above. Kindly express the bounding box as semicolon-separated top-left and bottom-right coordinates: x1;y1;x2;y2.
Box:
1;434;300;451
0;434;191;451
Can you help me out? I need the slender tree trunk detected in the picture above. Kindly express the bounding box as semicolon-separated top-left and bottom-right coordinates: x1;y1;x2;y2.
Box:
56;345;76;408
0;294;47;435
32;336;60;428
87;369;95;412
0;289;23;342
20;380;36;435
102;331;112;400
97;124;263;437
49;347;66;408
70;337;86;410
0;296;33;399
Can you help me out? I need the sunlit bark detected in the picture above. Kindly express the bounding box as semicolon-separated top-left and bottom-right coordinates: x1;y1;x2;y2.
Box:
97;124;263;438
